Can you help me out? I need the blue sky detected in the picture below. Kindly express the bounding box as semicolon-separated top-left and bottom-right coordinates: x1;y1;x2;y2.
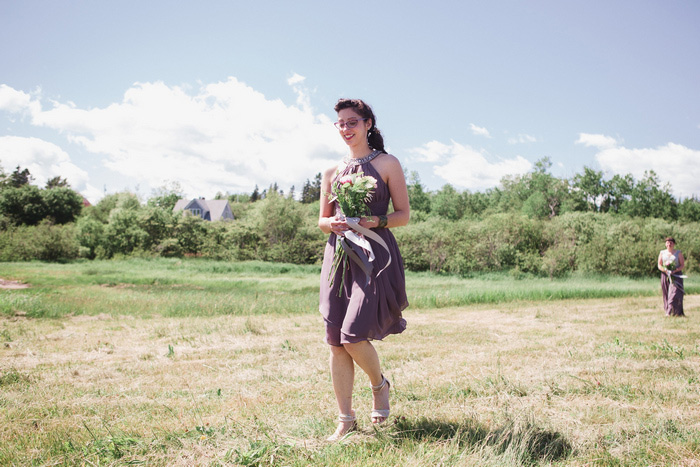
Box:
1;0;699;202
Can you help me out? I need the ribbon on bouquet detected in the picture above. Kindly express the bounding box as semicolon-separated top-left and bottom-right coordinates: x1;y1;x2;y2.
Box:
667;272;688;294
337;216;392;286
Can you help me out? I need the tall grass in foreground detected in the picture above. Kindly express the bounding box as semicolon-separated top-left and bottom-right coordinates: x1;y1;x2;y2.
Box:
1;258;697;318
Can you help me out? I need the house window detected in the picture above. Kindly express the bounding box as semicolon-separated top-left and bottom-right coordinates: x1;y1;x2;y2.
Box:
189;208;202;217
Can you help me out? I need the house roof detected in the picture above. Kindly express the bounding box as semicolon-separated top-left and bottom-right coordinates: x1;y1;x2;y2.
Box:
173;199;189;211
173;198;234;221
205;200;232;221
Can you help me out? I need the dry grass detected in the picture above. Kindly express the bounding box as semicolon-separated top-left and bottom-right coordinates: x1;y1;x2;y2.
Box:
1;295;699;465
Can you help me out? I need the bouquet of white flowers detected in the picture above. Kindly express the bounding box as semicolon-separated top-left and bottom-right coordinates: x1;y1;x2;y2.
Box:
328;171;377;220
326;171;389;296
663;257;677;285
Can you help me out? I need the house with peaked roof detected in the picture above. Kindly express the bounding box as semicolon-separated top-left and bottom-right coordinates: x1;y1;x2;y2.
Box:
173;198;234;221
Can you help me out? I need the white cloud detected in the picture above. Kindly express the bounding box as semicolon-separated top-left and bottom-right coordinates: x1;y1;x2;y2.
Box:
0;84;41;116
409;140;532;191
286;72;312;111
0;78;343;199
594;142;700;198
287;73;305;86
407;140;452;163
576;133;618;149
508;134;537;144
575;132;700;197
469;123;491;138
0;135;90;189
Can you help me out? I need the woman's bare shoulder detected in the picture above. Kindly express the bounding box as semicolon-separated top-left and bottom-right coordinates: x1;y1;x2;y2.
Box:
323;164;341;180
375;153;403;171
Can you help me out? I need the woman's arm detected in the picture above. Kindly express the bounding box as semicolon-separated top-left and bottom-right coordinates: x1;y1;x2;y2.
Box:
318;165;349;236
318;166;336;234
677;252;685;272
384;156;410;228
658;252;666;272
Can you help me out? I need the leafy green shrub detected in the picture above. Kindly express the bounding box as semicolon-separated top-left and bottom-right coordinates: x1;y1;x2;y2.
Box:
32;221;79;261
463;214;544;272
602;218;663;276
676;222;700;273
139;206;176;250
0;185;46;225
41;187;84;224
102;208;148;257
0;225;36;260
154;238;182;257
174;214;209;255
542;246;573;278
76;216;105;259
0;221;79;261
394;220;456;273
215;222;262;261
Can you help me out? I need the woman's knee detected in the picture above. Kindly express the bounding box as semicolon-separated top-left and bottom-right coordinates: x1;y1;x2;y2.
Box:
342;340;370;354
329;344;349;356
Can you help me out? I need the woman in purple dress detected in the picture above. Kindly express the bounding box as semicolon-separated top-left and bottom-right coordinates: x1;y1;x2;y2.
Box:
318;99;409;441
657;236;685;316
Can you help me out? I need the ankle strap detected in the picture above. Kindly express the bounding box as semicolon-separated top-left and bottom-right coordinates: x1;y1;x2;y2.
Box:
371;375;387;392
338;413;356;422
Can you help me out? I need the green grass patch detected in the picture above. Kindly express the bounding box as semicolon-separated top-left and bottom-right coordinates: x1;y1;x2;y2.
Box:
1;258;695;318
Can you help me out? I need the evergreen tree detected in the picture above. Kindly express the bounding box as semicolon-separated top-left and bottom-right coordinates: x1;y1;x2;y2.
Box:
8;166;33;188
406;171;431;213
45;176;70;189
301;179;312;203
300;173;322;203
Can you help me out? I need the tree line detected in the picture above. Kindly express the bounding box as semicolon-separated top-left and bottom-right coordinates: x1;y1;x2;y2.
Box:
0;160;698;277
403;158;700;223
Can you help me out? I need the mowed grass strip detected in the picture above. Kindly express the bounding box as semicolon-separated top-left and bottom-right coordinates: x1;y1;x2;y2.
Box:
2;258;697;319
1;282;699;465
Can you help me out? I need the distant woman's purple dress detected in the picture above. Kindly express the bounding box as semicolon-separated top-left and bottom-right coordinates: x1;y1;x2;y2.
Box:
319;154;408;345
660;249;684;317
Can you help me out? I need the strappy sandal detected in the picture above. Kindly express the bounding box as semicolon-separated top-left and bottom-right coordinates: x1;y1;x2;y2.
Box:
326;410;357;442
371;375;391;424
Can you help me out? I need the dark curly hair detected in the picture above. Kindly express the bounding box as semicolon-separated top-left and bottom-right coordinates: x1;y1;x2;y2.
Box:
334;98;385;153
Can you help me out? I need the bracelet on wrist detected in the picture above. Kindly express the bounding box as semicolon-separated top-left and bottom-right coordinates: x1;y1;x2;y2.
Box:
377;215;388;229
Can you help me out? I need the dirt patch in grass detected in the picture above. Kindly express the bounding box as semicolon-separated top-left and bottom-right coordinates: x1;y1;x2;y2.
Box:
0;278;29;289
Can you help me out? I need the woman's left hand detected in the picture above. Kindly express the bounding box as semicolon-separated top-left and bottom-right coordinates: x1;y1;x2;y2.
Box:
358;216;377;229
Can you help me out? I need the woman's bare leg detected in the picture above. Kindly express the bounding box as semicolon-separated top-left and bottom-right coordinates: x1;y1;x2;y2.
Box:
328;345;356;439
343;341;390;423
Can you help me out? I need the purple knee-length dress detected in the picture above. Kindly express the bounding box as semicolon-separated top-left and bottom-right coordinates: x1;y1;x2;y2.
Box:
319;156;408;344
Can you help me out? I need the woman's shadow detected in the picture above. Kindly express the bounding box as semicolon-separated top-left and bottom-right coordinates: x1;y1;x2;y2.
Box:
383;416;572;463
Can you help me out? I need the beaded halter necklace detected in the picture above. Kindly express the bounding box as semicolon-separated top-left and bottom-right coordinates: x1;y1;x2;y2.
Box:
343;149;383;166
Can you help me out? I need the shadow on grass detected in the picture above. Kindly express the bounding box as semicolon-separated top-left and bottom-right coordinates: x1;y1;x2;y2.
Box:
388;416;572;464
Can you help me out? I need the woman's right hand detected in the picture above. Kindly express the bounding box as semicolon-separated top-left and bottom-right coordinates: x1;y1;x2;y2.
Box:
329;216;349;236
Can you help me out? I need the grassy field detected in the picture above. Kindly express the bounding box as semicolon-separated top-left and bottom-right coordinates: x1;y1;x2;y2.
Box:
1;259;699;466
2;258;698;319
